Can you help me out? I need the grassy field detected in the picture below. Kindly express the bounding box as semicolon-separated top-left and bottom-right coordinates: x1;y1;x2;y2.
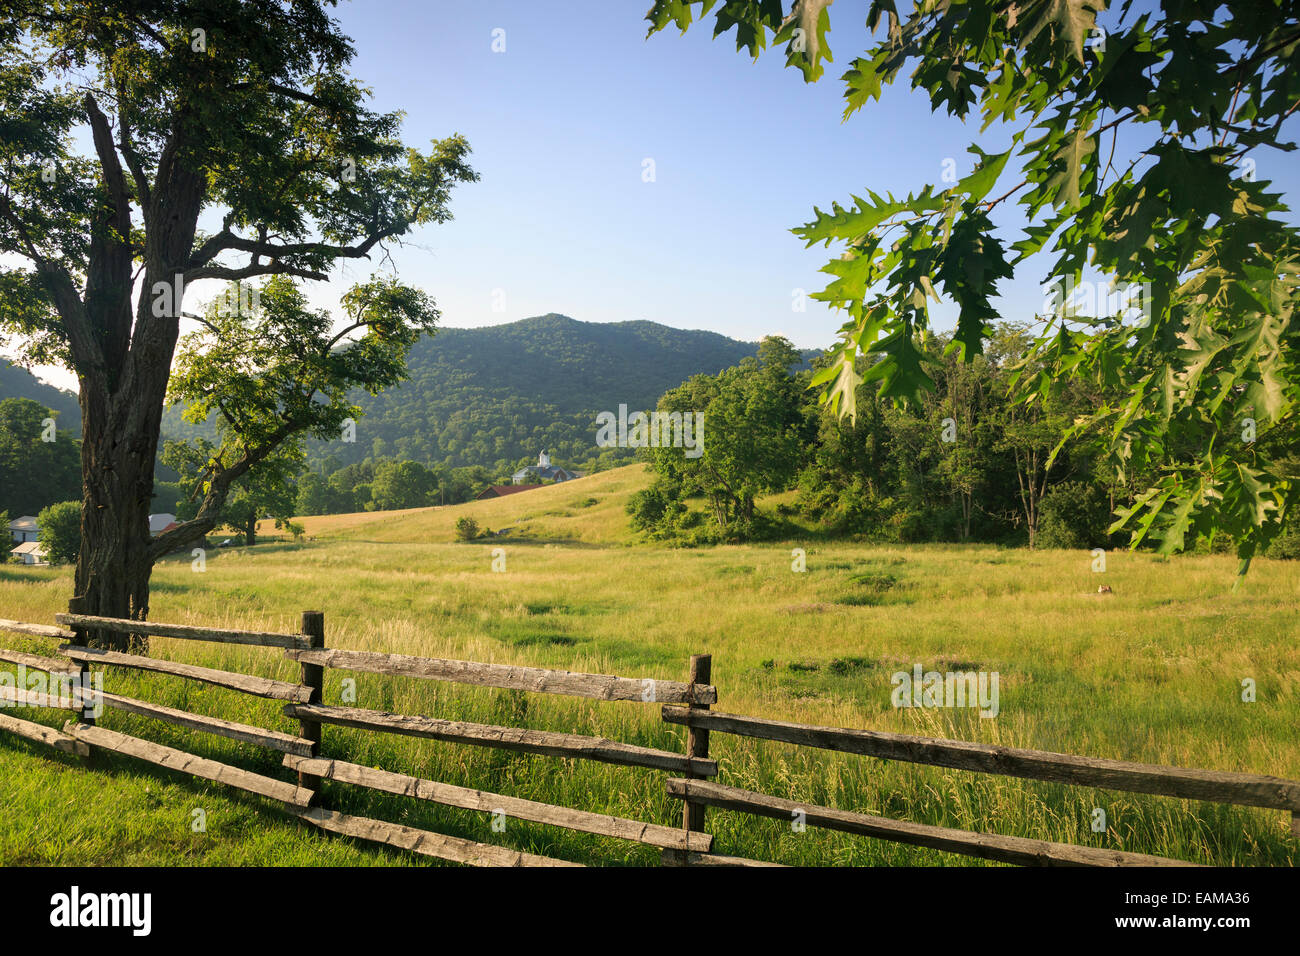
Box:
1;464;1297;866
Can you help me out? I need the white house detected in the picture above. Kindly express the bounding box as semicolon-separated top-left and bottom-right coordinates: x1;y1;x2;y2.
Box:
8;516;38;544
511;450;582;485
10;541;48;566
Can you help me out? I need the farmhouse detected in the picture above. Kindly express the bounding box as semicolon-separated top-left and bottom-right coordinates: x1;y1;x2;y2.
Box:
511;450;581;485
474;484;539;500
10;541;48;566
7;515;38;543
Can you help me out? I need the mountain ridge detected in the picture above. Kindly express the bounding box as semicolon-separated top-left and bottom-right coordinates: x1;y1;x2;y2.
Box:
161;313;790;471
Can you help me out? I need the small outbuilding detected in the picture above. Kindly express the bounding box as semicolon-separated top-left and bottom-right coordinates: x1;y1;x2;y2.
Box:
10;541;48;566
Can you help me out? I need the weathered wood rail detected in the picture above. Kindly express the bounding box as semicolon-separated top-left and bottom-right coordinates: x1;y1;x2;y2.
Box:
0;609;717;867
56;613;311;650
660;707;1300;866
661;706;1300;812
285;647;716;705
2;610;1297;867
283;702;716;775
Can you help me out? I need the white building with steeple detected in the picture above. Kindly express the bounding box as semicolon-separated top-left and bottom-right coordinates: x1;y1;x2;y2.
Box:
511;449;581;485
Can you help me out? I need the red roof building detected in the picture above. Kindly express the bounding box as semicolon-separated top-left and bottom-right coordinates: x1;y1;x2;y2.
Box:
474;484;541;500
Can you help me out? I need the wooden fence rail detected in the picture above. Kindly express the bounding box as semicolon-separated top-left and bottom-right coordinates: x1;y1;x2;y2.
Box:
661;706;1300;813
58;645;314;702
285;646;717;705
660;706;1300;866
284;701;717;775
1;608;713;868
55;613;309;650
283;754;713;853
664;778;1196;867
3;610;1298;867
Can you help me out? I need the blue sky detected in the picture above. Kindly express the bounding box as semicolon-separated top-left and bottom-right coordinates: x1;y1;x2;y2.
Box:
16;0;1300;391
331;0;1009;342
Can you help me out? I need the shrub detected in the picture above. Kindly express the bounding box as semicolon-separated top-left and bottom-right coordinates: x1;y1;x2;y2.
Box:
36;500;81;564
1265;525;1300;560
454;516;480;541
626;484;672;531
1037;481;1110;550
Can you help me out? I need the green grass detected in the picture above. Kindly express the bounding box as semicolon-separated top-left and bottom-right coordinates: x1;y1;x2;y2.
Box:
1;465;1296;866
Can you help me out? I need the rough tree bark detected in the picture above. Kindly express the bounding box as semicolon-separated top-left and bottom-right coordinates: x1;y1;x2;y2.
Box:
72;125;206;649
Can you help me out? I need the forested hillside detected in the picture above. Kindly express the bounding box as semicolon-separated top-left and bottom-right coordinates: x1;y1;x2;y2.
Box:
162;313;764;473
0;360;80;431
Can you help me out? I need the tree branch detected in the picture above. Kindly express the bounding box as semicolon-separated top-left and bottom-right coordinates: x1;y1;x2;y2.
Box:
0;192;101;371
186;261;329;283
149;414;306;561
185;225;404;279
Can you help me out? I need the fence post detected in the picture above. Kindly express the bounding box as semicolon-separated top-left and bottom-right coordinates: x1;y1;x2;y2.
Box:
298;611;325;802
66;596;94;730
682;653;712;842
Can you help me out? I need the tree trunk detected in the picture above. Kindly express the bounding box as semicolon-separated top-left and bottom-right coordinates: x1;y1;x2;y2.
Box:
70;156;204;650
73;379;165;651
245;513;258;547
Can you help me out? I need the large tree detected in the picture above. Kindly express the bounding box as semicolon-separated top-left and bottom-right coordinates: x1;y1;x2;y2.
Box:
0;2;475;643
647;0;1299;572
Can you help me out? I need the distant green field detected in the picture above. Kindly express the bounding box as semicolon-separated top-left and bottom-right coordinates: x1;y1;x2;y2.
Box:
1;465;1296;866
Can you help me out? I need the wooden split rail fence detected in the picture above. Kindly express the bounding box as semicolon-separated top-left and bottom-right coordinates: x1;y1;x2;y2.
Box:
0;608;1297;867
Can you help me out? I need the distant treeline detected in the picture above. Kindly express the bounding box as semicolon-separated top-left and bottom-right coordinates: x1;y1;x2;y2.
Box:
629;329;1300;557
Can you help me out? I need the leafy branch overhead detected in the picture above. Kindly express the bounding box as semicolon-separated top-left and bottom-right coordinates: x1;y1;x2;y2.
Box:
646;0;1300;569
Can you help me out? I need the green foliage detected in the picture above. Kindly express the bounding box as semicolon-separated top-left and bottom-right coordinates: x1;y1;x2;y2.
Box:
454;516;480;542
644;336;814;539
646;1;1300;570
1038;481;1110;550
36;500;79;564
371;460;438;511
0;397;80;517
163;437;299;546
0;2;477;607
638;324;1137;549
292;458;494;516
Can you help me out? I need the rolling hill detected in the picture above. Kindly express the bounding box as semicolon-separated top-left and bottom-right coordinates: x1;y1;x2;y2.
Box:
163;313;768;472
0;360;81;431
283;461;653;545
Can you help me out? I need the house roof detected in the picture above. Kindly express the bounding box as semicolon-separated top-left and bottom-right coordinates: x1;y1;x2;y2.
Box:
8;516;38;531
474;484;540;500
512;465;574;480
10;541;46;556
149;513;178;534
